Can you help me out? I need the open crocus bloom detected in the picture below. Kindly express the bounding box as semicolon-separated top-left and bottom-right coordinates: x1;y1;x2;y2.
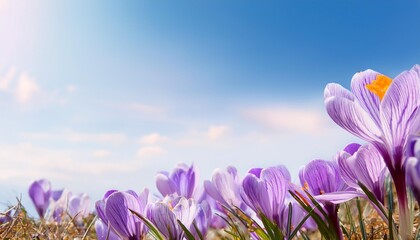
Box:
324;65;420;238
324;65;420;171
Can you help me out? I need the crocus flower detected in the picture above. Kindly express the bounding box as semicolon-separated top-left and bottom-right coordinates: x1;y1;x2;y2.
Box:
324;65;420;237
104;189;149;240
299;159;346;239
406;136;420;204
281;202;317;234
147;196;199;240
156;163;197;199
68;193;91;221
204;166;244;208
337;143;387;204
95;219;121;240
28;179;52;218
48;189;71;223
0;210;12;224
241;166;288;228
190;200;212;239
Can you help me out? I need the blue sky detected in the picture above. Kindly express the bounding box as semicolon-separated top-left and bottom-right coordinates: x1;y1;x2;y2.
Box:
1;0;419;215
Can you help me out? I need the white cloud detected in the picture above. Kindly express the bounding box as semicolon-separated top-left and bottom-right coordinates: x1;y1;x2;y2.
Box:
0;67;17;91
207;125;231;140
92;149;111;158
139;133;169;145
137;146;166;158
0;143;143;181
67;132;127;144
242;106;328;135
21;131;128;145
15;72;39;103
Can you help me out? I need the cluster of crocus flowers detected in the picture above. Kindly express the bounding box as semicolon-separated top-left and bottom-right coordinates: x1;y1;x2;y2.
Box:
28;179;90;223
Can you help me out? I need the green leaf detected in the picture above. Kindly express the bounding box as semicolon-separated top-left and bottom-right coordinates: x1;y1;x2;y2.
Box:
177;220;195;240
129;208;165;240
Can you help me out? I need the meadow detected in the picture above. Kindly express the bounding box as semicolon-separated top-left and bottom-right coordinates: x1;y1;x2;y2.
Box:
1;65;420;240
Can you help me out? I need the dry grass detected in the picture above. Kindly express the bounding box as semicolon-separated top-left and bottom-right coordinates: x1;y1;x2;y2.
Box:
1;195;419;240
0;198;96;240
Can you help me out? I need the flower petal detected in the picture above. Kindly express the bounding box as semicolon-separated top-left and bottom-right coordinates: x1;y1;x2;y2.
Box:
105;191;142;239
380;65;420;166
350;69;382;127
325;94;382;143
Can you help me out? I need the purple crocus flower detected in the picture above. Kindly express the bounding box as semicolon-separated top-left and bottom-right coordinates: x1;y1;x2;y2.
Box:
95;219;121;240
190;200;212;239
281;202;317;234
28;179;52;218
49;189;71;223
68;193;91;221
324;65;420;236
0;210;12;224
338;143;388;204
299;159;346;239
147;197;200;240
104;189;149;240
204;166;244;208
406;136;420;204
241;166;288;228
156;163;197;199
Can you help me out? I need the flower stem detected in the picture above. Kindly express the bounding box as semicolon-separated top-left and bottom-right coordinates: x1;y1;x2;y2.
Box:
392;168;413;240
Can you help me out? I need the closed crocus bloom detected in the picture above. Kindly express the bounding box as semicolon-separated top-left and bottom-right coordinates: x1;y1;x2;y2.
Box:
204;166;244;208
95;219;121;240
281;202;316;233
156;163;197;198
299;160;345;240
299;160;346;196
241;166;288;227
28;179;52;219
147;197;198;240
338;143;387;204
49;189;71;222
406;136;420;204
324;65;420;237
191;200;212;239
96;190;118;223
68;193;91;221
105;189;148;240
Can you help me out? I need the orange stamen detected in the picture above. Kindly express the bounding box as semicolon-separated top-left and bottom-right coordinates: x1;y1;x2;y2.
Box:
365;75;392;101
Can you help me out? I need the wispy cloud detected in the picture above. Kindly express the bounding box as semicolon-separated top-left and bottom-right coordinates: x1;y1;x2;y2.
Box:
139;133;169;145
0;142;144;181
15;72;40;103
0;66;16;91
92;149;111;158
207;125;231;140
21;131;128;145
67;132;127;144
137;146;166;158
66;85;77;93
242;105;329;135
124;103;164;115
